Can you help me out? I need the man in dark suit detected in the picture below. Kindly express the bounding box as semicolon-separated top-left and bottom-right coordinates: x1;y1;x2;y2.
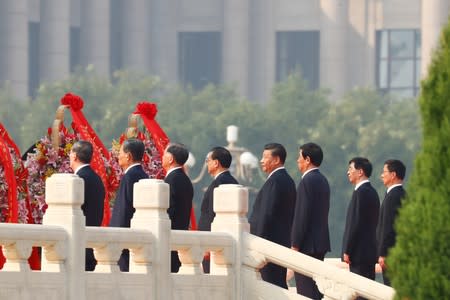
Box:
70;140;105;271
342;157;380;288
162;142;194;273
198;146;239;273
109;139;148;272
291;142;330;299
377;159;406;286
249;143;296;289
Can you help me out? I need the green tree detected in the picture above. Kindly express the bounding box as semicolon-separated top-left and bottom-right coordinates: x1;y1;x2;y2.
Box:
19;68;163;151
0;65;422;262
388;19;450;299
267;73;330;179
0;83;27;147
312;88;420;256
157;83;269;213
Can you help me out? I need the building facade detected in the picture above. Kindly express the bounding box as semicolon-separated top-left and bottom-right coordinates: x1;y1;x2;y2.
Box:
0;0;449;102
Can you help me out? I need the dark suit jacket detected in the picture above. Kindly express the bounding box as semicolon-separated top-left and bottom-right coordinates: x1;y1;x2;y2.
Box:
77;165;105;226
109;164;148;228
291;169;331;255
164;168;194;230
342;182;380;264
198;171;239;231
376;185;405;257
249;168;296;247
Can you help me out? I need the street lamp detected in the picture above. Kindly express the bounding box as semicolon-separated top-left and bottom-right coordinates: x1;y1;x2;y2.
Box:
187;125;259;184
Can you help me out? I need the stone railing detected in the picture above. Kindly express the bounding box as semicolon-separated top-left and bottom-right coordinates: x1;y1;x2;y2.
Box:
0;174;395;300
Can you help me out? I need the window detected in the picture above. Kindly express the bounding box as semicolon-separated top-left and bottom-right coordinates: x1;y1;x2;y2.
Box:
276;31;320;89
70;26;80;72
28;22;39;99
178;32;221;90
376;29;421;98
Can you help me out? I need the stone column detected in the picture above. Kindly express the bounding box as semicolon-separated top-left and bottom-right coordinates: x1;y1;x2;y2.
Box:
223;0;249;99
248;0;275;103
43;174;85;300
39;0;70;82
421;0;450;76
320;0;348;101
211;184;249;299
131;179;171;299
80;0;110;75
150;0;177;83
0;0;28;99
121;0;151;74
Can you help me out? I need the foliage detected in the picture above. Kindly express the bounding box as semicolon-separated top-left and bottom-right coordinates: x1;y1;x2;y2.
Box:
0;84;26;147
19;68;163;152
308;88;421;255
388;19;450;299
267;73;330;179
0;68;422;258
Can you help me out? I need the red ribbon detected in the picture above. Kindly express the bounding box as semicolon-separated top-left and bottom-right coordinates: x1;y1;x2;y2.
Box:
61;93;109;158
132;102;196;230
0;124;41;270
0;135;18;223
60;93;115;226
133;102;169;158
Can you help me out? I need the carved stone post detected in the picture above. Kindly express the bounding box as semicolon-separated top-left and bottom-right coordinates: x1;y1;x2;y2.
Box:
131;179;171;299
43;173;85;300
211;184;249;300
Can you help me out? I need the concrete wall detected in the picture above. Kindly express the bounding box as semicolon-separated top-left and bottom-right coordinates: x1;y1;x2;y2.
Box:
0;0;449;102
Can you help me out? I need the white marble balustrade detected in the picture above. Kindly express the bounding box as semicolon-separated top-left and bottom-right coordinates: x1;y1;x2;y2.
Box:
0;174;395;300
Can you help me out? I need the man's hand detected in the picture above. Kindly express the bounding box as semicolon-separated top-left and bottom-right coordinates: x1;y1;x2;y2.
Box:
286;268;294;281
343;253;351;264
378;256;386;270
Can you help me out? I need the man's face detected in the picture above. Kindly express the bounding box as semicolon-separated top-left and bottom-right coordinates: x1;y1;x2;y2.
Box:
347;162;360;185
260;149;277;174
297;150;308;173
381;164;395;187
118;144;129;170
69;150;76;170
162;149;172;171
206;152;216;176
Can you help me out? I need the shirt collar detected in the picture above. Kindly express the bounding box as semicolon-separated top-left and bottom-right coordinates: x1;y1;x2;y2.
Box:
124;163;141;174
165;166;182;177
267;166;285;179
214;169;228;179
74;164;89;175
387;183;403;194
355;179;370;190
302;167;319;178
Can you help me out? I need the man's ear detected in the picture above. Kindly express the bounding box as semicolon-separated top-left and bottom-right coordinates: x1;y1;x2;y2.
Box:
305;156;311;164
274;155;281;165
168;153;174;164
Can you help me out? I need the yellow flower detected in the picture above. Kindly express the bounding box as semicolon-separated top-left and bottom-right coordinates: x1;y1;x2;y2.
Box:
64;143;73;155
44;168;55;179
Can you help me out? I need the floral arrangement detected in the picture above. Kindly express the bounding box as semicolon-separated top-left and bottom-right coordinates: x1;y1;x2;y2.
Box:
0;146;29;223
24;126;77;224
24;93;121;225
